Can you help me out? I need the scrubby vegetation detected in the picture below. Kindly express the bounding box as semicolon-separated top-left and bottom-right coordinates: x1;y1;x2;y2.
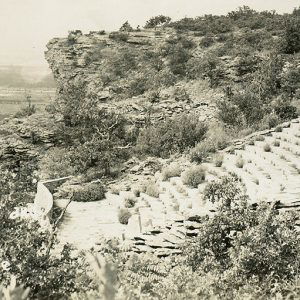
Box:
161;163;182;181
181;165;206;188
136;114;207;158
72;183;106;202
118;208;132;224
2;5;300;300
144;180;160;198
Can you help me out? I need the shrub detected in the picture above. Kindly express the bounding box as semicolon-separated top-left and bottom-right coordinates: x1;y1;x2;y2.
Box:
72;183;106;202
207;125;230;150
173;86;190;102
145;181;160;198
281;17;300;54
263;143;272;152
118;208;132;224
273;140;280;147
132;187;141;197
203;174;247;207
162;163;182;181
186;178;300;298
109;31;129;42
275;126;283;132
144;15;171;28
200;36;215;48
39;147;77;179
14;95;36;118
274;103;298;120
190;140;215;163
124;196;137;208
119;21;133;32
181;166;206;188
255;135;265;141
213;154;224;167
235;157;244;168
136;114;207;158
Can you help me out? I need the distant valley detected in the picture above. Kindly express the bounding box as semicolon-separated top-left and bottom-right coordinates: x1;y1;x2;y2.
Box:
0;65;56;119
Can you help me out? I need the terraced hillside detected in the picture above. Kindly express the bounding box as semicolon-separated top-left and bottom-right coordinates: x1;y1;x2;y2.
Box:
56;118;300;255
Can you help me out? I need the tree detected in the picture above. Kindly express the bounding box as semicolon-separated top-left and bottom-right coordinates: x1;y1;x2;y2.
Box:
281;17;300;54
144;15;171;28
119;21;133;32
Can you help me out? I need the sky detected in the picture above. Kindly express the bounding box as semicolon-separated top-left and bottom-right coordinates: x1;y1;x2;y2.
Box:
0;0;299;67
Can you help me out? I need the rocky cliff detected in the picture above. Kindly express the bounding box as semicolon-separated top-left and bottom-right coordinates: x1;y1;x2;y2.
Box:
45;29;221;124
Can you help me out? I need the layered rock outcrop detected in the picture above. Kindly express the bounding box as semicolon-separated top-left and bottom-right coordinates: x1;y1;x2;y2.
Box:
45;29;218;124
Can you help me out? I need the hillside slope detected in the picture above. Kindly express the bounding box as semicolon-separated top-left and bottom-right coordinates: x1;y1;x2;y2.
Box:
55;117;300;254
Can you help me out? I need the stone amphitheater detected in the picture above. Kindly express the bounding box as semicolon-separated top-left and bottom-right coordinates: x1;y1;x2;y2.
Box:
43;117;300;257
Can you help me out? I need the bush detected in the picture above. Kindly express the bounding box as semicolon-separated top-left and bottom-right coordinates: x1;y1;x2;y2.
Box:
255;135;265;141
263;143;272;152
173;86;190;102
72;183;106;202
144;15;171;28
181;166;206;188
281;17;300;54
118;208;132;224
109;31;129;42
213;154;224;167
235;157;244;168
162;163;182;181
203;174;247;207
273;140;280;147
190;140;215;163
14;95;36;118
124;196;137;208
186;177;300;298
39;147;77;179
119;21;133;32
274;103;298;120
0;171;89;300
145;181;160;198
136;114;207;158
200;36;215;48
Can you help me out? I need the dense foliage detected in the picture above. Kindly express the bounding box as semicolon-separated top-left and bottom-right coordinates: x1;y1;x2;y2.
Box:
68;176;300;300
136;114;207;158
2;6;300;299
0;161;90;299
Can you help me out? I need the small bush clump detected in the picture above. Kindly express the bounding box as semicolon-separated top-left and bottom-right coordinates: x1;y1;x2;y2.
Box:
273;140;280;147
72;183;106;202
235;157;245;168
145;181;160;198
214;154;224;167
255;135;265;141
162;163;182;181
124;196;137;208
263;143;272;152
109;31;129;42
190;141;215;163
275;126;283;132
118;208;132;224
200;35;215;48
182;166;206;188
